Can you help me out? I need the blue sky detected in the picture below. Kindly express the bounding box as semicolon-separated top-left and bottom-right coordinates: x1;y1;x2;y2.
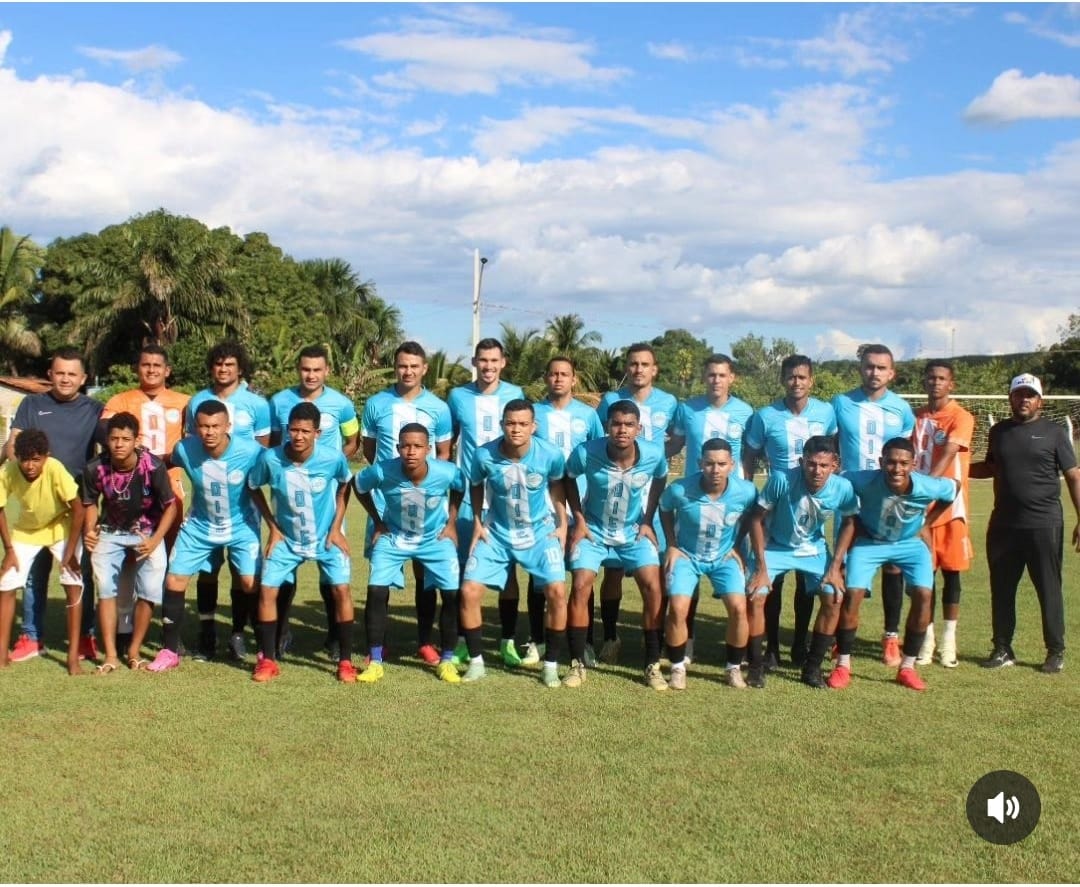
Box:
3;3;1080;364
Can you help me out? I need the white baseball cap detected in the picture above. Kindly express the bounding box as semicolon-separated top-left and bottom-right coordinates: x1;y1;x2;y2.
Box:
1009;373;1043;396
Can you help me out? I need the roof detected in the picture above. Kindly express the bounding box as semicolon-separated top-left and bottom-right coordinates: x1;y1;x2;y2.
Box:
0;376;53;395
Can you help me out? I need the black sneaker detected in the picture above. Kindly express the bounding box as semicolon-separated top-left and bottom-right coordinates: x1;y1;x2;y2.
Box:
801;665;828;689
746;664;766;689
763;648;780;674
981;646;1016;669
1041;651;1064;674
228;632;247;662
790;644;807;668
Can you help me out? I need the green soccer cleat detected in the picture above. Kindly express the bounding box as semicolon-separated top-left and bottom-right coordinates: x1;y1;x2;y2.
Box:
499;638;523;668
451;639;469;667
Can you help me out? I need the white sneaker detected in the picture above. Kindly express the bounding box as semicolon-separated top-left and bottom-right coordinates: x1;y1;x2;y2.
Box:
520;642;543;668
916;623;935;666
939;633;958;668
726;665;747;689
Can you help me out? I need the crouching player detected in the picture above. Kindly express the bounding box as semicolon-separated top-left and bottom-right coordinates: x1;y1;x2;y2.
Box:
155;400;263;672
0;431;84;674
746;437;858;689
353;423;465;684
459;400;569;687
82;413;179;673
248;403;354;683
564;400;668;690
660;438;757;690
828;437;959;691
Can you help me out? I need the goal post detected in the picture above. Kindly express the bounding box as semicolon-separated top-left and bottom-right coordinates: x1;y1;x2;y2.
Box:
900;394;1080;459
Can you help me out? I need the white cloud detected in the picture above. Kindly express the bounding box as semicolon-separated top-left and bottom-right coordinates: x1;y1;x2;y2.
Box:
78;44;184;73
647;41;692;62
0;30;11;66
1004;10;1080;49
965;69;1080;123
1;40;1078;361
339;29;627;96
404;115;447;138
740;9;907;78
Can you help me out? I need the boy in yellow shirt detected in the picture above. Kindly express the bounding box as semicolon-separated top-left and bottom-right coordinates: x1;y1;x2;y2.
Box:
0;430;85;674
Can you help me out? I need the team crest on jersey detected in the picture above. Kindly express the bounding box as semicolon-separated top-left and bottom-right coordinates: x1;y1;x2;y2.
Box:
885;413;900;427
934;429;947;445
228;470;245;485
729;422;743;436
525;472;545;490
724;510;742;527
630;471;651;489
571;418;587;435
166;409;181;424
310;476;328;493
809;423;825;436
651;412;668;428
426;496;442;509
235;412;253;426
319;414;334;430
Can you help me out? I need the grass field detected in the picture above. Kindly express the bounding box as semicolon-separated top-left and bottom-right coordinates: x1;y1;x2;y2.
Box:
2;479;1079;883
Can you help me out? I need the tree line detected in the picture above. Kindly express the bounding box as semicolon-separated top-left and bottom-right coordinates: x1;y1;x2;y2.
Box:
2;210;1078;409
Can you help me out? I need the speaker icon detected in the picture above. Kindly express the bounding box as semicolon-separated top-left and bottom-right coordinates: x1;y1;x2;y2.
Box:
987;791;1021;824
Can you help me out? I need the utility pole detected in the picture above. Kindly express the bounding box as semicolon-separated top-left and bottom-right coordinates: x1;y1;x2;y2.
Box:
470;249;488;380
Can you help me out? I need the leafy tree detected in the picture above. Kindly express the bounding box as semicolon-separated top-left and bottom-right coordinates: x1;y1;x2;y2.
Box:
1041;313;1080;393
423;349;471;400
647;329;713;397
0;227;45;373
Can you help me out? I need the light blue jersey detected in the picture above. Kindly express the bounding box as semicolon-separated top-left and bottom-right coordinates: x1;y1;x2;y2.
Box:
448;381;526;473
597;387;678;445
171;434;263;543
660;473;758;562
470;437;566;549
355;457;464;545
673;396;754;477
187;382;271;442
534;399;604;458
248;442;352;558
845;470;957;543
758;467;858;557
566;438;667;545
269;386;359;454
832;389;915;471
744;398;837;473
362;387;452;462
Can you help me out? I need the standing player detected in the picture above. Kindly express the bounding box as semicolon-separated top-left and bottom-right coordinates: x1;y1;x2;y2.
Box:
593;344;679;664
353;424;464;684
0;431;85;674
2;347;102;663
660;439;758;690
527;356;604;666
362;341;452;666
742;354;837;669
102;344;189;647
971;374;1080;674
832;344;915;668
827;438;958;691
448;338;525;666
745;437;857;689
458;401;568;686
151;400;263;672
248;402;354;683
668;353;754;663
82;413;179;674
910;360;975;668
269;345;359;659
186;341;270;662
564;400;668;690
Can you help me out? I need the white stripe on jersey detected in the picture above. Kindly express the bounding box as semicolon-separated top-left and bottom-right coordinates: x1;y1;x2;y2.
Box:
202;459;232;542
857;403;886;470
396;485;427;549
695;501;726;562
285;469;318;556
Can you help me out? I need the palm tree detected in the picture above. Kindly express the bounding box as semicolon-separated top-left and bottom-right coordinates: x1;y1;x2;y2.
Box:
299;258;378;362
543;313;605;393
0;227;44;373
500;321;547;387
71;210;240;372
423;349;471;399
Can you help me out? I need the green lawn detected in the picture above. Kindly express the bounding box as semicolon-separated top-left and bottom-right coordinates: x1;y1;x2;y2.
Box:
2;479;1078;882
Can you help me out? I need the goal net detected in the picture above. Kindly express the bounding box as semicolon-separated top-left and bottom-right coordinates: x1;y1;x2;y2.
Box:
900;395;1080;459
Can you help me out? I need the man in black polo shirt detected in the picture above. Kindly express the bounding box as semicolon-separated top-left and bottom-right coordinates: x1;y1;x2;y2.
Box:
971;373;1080;674
2;347;104;662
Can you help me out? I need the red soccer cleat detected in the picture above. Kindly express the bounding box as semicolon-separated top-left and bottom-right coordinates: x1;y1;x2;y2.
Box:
252;658;281;683
337;660;358;683
896;667;927;691
78;635;99;662
881;635;902;668
826;665;851;690
417;644;440;666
